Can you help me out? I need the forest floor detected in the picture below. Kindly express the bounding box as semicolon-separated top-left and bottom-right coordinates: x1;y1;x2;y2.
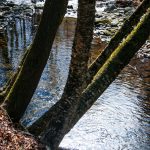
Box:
0;107;46;150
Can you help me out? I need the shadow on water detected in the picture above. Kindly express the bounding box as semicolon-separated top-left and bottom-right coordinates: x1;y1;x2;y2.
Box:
0;11;149;149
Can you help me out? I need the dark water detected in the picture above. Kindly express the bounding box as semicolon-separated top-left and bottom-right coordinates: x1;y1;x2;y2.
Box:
0;13;150;150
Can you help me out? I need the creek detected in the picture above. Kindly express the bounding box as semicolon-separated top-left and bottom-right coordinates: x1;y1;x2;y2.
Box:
0;0;150;149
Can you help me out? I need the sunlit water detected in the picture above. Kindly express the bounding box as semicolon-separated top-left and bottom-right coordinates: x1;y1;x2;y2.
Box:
0;4;150;150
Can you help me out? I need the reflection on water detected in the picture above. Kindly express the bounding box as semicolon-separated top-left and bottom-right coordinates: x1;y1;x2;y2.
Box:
0;14;149;149
21;17;76;124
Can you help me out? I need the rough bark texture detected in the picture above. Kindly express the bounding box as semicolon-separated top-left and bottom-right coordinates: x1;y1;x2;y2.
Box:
71;9;150;128
28;0;96;149
87;0;150;83
2;0;68;122
29;7;150;149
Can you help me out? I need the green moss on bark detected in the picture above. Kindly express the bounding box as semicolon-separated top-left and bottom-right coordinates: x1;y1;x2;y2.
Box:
88;0;150;83
2;0;68;122
72;9;150;127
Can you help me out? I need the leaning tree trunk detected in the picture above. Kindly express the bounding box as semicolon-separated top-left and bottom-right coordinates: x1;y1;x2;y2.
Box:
2;0;68;122
29;7;150;149
28;0;150;134
70;8;150;129
87;0;150;83
28;0;96;149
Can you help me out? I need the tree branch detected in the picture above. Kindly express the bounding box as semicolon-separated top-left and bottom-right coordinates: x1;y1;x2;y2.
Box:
71;9;150;129
28;0;96;149
87;0;150;83
2;0;68;122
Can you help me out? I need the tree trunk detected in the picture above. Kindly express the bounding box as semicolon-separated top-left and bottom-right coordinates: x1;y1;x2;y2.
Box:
2;0;68;122
87;0;150;83
28;0;150;134
28;0;96;149
70;9;150;129
29;7;150;149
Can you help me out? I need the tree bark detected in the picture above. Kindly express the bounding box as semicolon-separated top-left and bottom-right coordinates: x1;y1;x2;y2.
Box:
70;9;150;128
2;0;68;122
87;0;150;83
29;0;150;135
29;6;150;148
28;0;96;149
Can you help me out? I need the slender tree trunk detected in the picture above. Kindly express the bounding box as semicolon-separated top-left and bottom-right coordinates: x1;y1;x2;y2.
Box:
28;0;150;135
28;0;96;149
87;0;150;83
2;0;68;122
29;7;150;149
70;9;150;128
